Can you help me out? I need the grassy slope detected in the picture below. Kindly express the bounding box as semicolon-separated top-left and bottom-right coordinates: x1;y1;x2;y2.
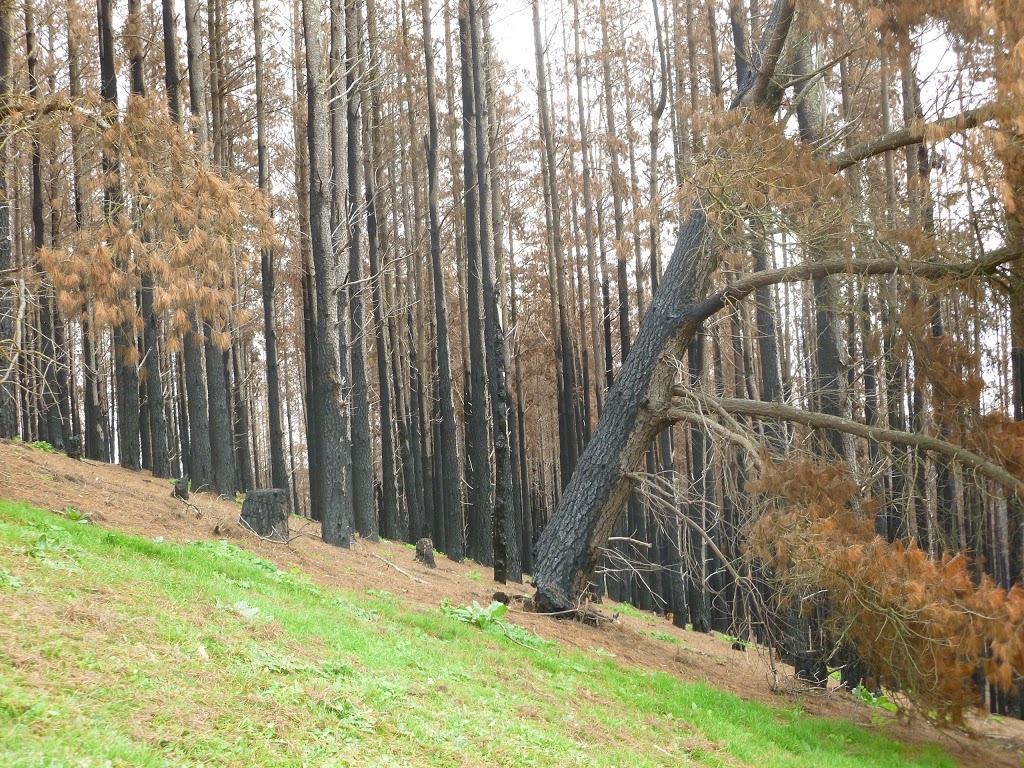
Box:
0;499;955;767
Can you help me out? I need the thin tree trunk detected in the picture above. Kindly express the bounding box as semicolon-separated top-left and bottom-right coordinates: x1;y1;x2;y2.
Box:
460;1;492;562
346;0;376;539
127;0;169;478
532;0;580;490
99;0;141;469
422;0;462;558
181;0;214;490
252;0;289;492
0;2;12;440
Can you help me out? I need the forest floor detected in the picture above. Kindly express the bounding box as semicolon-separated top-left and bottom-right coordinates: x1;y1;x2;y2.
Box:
0;438;1022;766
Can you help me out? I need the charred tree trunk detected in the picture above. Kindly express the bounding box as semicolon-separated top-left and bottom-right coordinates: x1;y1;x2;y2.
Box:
346;0;376;540
532;0;580;490
0;4;12;440
365;0;401;541
421;0;462;559
253;0;289;493
304;0;354;544
240;489;290;542
460;4;492;563
98;0;140;469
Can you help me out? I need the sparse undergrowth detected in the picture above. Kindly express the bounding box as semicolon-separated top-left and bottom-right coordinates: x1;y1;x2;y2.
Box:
0;499;957;767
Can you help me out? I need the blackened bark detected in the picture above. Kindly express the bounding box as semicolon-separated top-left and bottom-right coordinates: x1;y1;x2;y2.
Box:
366;162;401;539
532;0;580;489
346;0;376;540
99;0;140;469
240;489;290;542
127;0;169;478
421;0;462;560
685;334;712;632
304;0;354;545
141;273;169;477
205;328;236;497
252;0;288;493
460;7;492;562
26;3;65;450
469;0;512;579
532;0;796;613
0;3;13;440
230;341;254;490
360;0;400;538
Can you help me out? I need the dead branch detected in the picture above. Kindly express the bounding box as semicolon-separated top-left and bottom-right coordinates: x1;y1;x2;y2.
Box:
689;248;1023;330
607;536;653;549
371;553;430;585
667;392;1023;494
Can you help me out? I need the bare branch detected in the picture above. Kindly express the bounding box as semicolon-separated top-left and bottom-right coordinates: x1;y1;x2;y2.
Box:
666;393;1023;494
688;247;1023;328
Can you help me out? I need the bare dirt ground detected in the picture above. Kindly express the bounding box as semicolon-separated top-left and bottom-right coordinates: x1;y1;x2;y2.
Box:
1;438;1022;767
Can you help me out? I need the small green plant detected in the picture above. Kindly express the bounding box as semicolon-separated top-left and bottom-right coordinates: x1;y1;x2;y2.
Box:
851;685;898;714
464;569;481;582
30;440;55;453
642;630;681;646
439;599;553;650
0;566;23;589
440;599;508;628
13;533;82;571
57;506;91;524
614;602;655;622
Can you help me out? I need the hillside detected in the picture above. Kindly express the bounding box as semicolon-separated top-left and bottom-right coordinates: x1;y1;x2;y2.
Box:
0;439;1021;767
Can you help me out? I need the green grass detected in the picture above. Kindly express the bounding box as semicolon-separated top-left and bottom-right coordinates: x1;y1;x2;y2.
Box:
0;499;957;767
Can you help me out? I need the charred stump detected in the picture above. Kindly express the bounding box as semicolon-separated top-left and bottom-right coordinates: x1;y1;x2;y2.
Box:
172;477;189;501
240;489;290;542
415;537;436;568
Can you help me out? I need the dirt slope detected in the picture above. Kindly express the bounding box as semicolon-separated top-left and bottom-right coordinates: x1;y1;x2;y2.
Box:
1;437;1021;766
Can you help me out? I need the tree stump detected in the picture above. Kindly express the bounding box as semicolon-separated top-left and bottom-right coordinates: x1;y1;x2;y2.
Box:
172;478;189;501
415;537;436;568
65;436;82;461
240;489;289;542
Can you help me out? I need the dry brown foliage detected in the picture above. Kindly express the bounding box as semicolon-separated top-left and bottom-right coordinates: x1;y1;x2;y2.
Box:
746;459;1024;722
38;94;276;351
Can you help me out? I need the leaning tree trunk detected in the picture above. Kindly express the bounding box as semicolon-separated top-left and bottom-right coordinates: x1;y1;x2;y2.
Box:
532;0;796;614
